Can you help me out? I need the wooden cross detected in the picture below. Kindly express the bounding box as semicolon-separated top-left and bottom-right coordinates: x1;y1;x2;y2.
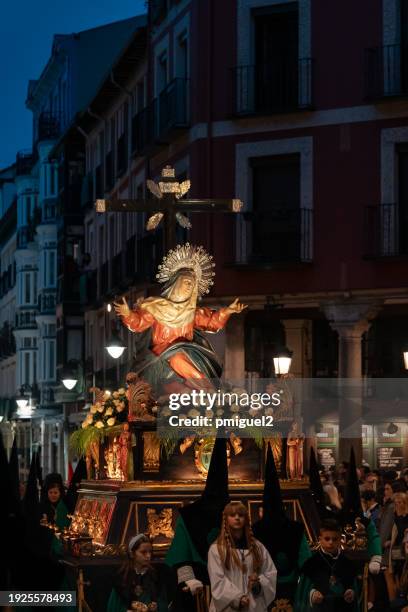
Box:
95;165;243;251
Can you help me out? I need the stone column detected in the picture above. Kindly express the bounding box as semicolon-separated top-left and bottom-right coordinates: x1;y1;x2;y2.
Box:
321;302;381;464
282;319;312;378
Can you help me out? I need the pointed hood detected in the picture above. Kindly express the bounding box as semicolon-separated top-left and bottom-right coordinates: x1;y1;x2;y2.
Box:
262;442;285;520
23;452;40;524
252;443;304;568
309;447;328;518
0;430;11;521
342;447;362;524
35;447;43;487
8;436;21;518
66;458;87;512
178;436;229;560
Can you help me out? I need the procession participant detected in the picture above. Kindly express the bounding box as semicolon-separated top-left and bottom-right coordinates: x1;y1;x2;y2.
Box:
39;473;70;531
165;435;229;611
296;519;359;611
107;534;174;612
252;443;311;608
208;501;276;611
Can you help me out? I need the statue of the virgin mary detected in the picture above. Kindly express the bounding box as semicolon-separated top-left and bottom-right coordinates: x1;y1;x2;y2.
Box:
114;243;246;396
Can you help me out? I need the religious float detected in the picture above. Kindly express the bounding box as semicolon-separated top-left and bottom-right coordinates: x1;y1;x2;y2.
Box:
59;168;366;612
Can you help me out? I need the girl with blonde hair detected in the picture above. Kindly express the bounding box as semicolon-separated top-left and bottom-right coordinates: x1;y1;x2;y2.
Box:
207;501;276;611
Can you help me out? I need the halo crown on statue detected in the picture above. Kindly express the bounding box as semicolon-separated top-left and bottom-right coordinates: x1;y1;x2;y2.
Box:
156;243;216;298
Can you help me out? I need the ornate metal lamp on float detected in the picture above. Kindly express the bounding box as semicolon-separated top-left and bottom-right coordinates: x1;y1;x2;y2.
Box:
62;167;319;612
404;347;408;371
273;345;293;377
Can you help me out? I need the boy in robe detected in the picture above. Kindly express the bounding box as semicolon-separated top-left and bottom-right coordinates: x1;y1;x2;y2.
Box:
297;518;359;611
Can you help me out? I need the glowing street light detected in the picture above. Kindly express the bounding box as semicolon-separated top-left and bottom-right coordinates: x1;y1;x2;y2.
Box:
273;346;293;376
105;332;126;359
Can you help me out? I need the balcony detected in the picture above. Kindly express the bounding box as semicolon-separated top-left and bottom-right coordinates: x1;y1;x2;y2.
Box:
16;150;37;176
38;291;56;314
232;208;313;266
365;44;408;100
15;311;37;330
38;111;60;142
17;226;35;249
132;78;190;155
233;59;313;116
364;203;408;258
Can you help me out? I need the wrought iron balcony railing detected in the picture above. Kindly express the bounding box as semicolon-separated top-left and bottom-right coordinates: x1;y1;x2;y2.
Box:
233;59;313;116
15;311;37;329
38;291;57;314
365;44;408;99
132;78;190;155
232;208;313;265
364;203;408;257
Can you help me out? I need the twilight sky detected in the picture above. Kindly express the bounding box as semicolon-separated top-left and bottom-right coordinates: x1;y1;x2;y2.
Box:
0;0;146;169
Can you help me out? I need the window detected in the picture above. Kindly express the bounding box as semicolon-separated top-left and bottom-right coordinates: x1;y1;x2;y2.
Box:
253;3;299;112
99;225;105;264
176;32;188;78
49;251;56;286
397;146;408;254
24;273;31;304
157;52;168;94
109;216;115;254
48;340;55;380
24;352;30;384
136;79;145;111
250;154;301;262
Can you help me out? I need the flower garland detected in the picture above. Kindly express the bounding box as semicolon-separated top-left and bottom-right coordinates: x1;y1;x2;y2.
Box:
69;388;129;456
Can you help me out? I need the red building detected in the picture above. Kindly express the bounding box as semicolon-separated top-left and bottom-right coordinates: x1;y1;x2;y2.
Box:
78;0;408;466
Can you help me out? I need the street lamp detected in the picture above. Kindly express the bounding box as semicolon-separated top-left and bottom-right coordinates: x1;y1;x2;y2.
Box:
61;362;79;390
15;384;38;418
273;346;293;376
105;331;126;359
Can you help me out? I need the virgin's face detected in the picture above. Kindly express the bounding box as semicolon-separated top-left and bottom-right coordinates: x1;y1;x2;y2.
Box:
172;274;194;302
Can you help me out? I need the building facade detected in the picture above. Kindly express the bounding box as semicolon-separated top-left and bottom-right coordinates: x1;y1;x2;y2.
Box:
3;1;408;472
80;0;408;466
